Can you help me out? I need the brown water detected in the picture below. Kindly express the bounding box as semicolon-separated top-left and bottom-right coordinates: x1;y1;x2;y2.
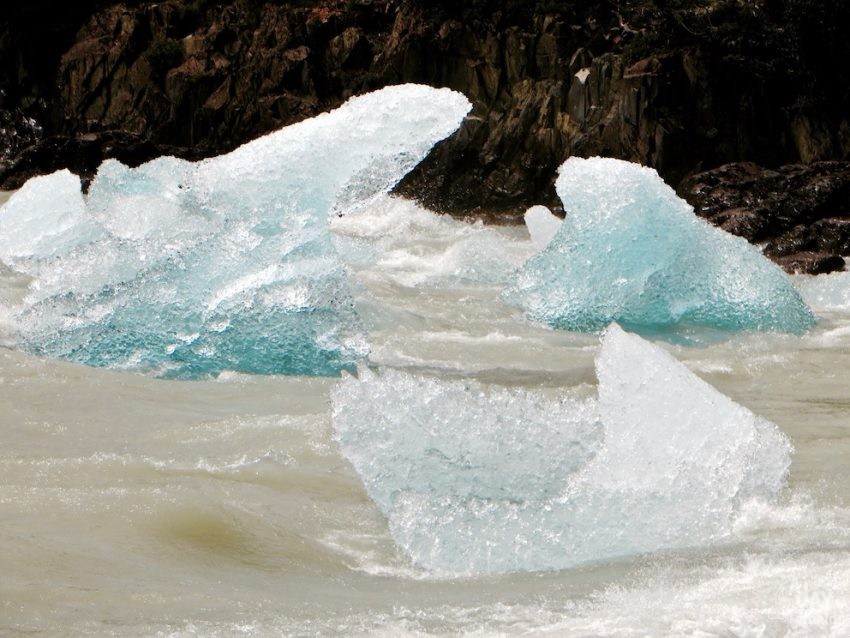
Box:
2;197;850;636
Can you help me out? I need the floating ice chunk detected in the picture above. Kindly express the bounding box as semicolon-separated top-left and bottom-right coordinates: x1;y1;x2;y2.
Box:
524;205;562;250
503;158;815;335
332;325;792;575
593;324;792;508
0;170;101;268
0;85;471;377
332;367;601;509
194;85;472;219
87;157;201;241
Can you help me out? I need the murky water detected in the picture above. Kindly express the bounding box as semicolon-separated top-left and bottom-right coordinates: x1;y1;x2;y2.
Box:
2;196;850;636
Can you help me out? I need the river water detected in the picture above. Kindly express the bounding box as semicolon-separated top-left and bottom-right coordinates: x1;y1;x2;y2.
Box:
2;193;850;636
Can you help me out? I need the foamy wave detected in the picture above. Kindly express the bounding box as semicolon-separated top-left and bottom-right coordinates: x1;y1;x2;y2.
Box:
331;196;533;288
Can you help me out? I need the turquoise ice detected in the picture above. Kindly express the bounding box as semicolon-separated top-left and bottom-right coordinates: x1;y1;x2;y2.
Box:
504;157;815;335
0;85;471;378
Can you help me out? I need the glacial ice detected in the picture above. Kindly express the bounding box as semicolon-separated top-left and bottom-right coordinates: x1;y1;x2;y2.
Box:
332;324;792;575
0;85;471;377
0;170;101;265
503;158;815;335
524;205;562;250
332;367;602;508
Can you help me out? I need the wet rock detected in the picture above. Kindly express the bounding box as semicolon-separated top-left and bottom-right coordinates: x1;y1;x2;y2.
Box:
327;27;373;70
1;1;850;220
774;252;845;275
681;161;850;274
0;131;182;190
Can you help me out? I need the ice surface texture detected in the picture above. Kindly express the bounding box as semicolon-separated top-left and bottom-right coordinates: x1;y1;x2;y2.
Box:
332;325;792;575
504;158;815;335
0;85;471;377
524;205;561;250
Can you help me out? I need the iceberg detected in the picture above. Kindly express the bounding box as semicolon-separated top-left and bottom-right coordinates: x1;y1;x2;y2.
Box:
332;325;792;575
523;205;561;250
0;85;471;377
503;158;815;335
332;367;602;509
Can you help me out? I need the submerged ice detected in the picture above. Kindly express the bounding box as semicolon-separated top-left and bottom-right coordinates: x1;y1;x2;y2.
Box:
0;85;471;377
332;325;792;574
504;158;815;335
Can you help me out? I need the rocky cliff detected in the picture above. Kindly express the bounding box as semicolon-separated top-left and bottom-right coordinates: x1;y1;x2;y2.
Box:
2;0;850;270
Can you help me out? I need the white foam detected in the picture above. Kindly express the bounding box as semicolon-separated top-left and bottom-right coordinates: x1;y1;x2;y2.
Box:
331;196;531;288
795;271;850;314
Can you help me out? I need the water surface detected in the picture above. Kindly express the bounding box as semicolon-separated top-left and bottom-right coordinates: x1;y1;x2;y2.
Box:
2;197;850;636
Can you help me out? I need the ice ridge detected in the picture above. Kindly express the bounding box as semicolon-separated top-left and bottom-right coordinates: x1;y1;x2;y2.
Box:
332;325;792;575
503;157;815;335
0;85;471;377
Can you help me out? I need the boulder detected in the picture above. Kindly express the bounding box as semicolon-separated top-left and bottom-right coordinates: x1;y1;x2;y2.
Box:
680;161;850;274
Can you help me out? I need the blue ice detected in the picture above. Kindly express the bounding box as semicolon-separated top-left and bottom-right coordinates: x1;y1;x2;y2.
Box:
504;158;815;335
0;85;471;377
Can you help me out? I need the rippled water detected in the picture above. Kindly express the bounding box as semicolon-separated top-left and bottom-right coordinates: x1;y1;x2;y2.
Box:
3;194;850;636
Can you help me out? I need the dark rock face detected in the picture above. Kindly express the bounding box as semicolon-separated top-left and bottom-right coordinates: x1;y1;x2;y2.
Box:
3;1;850;196
681;161;850;273
1;0;850;270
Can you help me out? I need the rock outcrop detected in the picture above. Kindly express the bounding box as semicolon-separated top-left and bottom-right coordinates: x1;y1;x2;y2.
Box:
2;0;850;272
681;162;850;274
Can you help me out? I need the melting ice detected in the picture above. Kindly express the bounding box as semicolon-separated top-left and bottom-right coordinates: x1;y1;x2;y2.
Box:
504;157;815;335
523;205;561;250
332;325;792;575
0;85;471;377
